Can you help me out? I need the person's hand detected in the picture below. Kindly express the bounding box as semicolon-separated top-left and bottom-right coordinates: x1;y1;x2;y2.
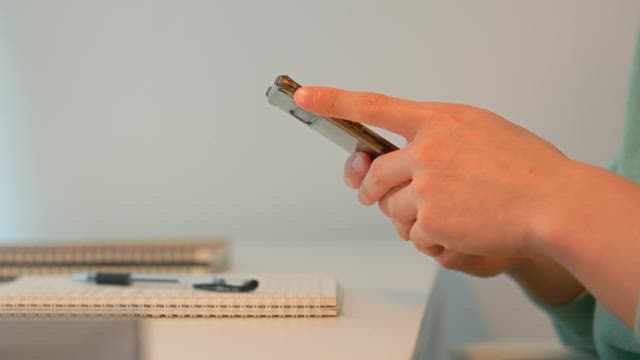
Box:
295;86;574;258
344;151;523;277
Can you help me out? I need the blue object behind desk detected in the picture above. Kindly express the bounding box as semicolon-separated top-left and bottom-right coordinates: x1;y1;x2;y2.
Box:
413;269;491;360
0;318;139;360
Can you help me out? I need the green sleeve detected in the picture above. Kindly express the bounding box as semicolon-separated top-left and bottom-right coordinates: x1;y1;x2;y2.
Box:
636;295;640;342
533;292;598;357
606;155;618;172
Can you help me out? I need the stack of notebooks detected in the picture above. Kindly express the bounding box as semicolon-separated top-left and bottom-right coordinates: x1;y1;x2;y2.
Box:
0;239;230;278
0;239;339;318
0;274;339;318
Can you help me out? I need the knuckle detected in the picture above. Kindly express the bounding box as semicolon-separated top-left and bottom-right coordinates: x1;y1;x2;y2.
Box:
366;161;385;188
406;135;462;171
412;240;430;254
324;89;339;113
409;224;433;252
413;181;428;199
438;256;458;270
414;211;430;230
406;144;436;169
416;206;440;234
413;240;442;258
406;145;426;164
358;92;388;119
378;198;391;217
413;178;447;208
394;223;410;240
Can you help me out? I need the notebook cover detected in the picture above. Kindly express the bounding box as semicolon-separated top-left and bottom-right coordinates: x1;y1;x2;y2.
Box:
0;274;338;318
0;239;229;265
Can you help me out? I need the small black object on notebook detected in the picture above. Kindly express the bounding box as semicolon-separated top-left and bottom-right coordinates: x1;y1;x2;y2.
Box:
193;278;259;293
73;272;259;293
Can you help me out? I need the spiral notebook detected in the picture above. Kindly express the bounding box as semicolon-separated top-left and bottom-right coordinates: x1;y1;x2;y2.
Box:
0;274;338;318
0;239;230;278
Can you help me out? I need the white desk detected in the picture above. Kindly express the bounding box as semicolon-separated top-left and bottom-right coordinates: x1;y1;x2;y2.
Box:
139;236;439;359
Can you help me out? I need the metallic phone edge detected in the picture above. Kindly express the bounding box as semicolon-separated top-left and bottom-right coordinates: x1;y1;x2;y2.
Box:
267;75;399;157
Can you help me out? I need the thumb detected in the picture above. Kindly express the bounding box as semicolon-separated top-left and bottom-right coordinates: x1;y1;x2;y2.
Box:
294;86;427;140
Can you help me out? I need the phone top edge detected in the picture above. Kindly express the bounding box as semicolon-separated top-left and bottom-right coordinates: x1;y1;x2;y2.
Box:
274;75;301;97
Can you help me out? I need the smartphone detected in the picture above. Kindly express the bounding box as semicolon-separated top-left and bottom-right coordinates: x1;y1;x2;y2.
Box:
266;75;398;158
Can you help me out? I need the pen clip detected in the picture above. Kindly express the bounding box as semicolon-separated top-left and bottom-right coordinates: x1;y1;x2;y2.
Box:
193;278;259;293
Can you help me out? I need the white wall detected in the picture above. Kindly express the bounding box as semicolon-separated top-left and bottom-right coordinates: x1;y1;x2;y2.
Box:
1;0;639;340
0;2;35;236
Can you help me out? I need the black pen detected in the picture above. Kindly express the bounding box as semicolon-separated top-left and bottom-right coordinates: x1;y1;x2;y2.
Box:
72;272;259;292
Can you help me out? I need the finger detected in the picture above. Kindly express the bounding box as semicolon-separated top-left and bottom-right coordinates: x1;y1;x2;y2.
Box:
408;222;445;256
391;219;412;241
359;150;412;205
294;86;428;139
422;244;445;257
379;183;416;222
436;249;467;270
344;152;372;189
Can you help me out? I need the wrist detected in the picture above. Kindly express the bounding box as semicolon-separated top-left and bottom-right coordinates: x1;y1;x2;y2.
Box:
528;159;640;262
524;159;640;321
526;158;590;257
506;254;585;306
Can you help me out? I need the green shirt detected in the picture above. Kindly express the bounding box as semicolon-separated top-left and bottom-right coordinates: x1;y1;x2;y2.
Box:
539;30;640;359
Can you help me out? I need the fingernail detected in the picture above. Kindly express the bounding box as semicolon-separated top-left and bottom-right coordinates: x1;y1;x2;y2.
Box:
351;152;366;174
294;88;312;108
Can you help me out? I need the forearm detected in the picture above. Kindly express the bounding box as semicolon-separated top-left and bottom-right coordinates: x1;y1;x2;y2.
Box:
533;161;640;329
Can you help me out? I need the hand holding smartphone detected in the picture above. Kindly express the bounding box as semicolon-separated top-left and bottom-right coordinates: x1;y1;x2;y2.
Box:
266;75;398;158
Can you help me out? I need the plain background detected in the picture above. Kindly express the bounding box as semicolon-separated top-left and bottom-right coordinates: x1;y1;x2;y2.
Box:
1;0;639;340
